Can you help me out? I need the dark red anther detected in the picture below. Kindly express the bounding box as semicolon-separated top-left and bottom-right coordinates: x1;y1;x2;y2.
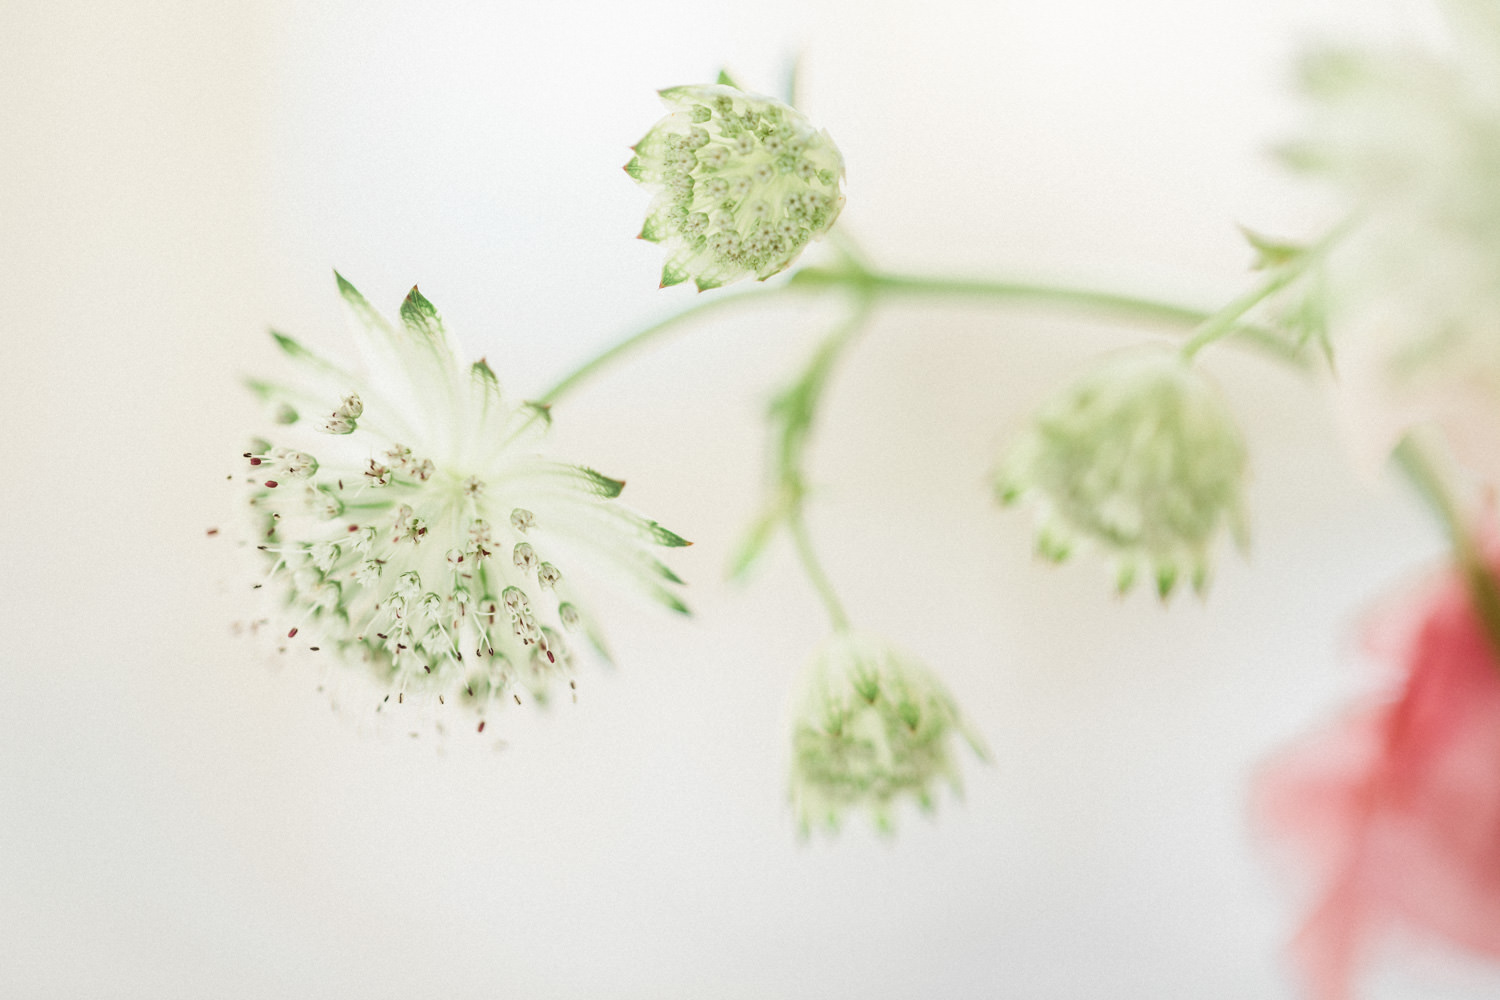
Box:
546;650;555;664
477;720;486;733
265;480;278;488
250;457;262;466
206;528;218;536
287;627;298;638
348;524;359;532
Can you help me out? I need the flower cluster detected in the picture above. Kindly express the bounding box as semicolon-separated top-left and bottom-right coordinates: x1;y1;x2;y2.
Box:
790;632;982;834
995;349;1249;597
1257;559;1500;1000
242;275;689;718
626;83;845;290
1286;2;1500;479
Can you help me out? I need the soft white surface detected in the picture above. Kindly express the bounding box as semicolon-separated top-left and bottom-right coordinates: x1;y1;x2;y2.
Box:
3;0;1495;997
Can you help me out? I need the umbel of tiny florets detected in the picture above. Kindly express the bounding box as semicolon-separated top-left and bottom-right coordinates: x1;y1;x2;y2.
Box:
995;349;1249;598
790;632;983;835
626;83;845;291
1277;5;1500;480
241;274;690;721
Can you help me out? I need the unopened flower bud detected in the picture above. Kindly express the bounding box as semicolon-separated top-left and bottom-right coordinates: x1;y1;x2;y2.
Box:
789;632;983;835
627;83;845;291
996;349;1249;598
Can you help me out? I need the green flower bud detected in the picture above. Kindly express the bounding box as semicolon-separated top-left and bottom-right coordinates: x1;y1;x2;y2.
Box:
789;632;983;835
996;350;1249;597
626;83;846;291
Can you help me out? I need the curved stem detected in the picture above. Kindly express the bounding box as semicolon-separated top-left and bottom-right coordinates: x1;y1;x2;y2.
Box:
536;284;794;406
798;268;1212;327
788;507;850;632
1179;272;1294;361
794;265;1304;363
1392;433;1500;666
539;260;1305;408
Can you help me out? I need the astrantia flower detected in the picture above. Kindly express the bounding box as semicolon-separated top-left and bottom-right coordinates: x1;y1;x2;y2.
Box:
789;631;983;834
1256;558;1500;1000
626;83;845;290
1286;2;1500;480
241;274;689;718
995;349;1249;597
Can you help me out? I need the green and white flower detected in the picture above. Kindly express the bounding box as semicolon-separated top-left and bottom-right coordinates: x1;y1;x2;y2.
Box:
1285;0;1500;480
996;349;1249;597
626;83;845;291
242;274;689;719
790;632;982;835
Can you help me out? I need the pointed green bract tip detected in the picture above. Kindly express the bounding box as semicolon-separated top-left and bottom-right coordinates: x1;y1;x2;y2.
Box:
269;329;302;355
471;357;499;384
333;269;360;299
715;68;740;88
575;466;626;498
648;522;692;547
660;265;688;288
694;275;722;292
1156;566;1178;600
399;284;444;340
624;157;644;180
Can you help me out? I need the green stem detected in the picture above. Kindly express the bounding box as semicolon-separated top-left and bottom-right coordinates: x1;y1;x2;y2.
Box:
792;265;1210;326
1392;433;1500;666
787;507;850;632
536;285;795;406
1179;271;1294;361
538;263;1305;408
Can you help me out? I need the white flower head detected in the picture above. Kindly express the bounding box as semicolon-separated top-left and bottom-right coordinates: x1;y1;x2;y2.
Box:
1287;2;1500;480
626;83;846;291
242;274;689;719
995;349;1249;598
789;632;983;835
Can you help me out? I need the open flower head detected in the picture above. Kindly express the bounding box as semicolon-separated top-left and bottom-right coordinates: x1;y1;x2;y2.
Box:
241;274;689;720
996;349;1249;598
790;631;983;835
1286;0;1500;480
626;83;845;291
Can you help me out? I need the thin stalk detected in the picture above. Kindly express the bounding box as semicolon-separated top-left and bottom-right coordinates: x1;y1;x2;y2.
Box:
1392;433;1500;666
540;260;1305;408
536;284;794;406
1179;271;1294;361
788;507;850;632
791;265;1211;327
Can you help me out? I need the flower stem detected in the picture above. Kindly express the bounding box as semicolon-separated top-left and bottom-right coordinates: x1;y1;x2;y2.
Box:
788;507;850;632
1392;433;1500;664
538;261;1306;407
792;265;1214;328
536;285;796;406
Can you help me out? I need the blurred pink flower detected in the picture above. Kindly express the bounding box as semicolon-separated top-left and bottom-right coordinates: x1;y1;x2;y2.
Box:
1257;564;1500;999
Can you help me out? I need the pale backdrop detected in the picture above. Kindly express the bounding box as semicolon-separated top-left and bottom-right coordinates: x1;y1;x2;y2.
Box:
3;0;1494;997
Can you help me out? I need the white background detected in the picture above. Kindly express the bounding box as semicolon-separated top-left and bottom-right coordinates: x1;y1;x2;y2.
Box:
4;0;1495;996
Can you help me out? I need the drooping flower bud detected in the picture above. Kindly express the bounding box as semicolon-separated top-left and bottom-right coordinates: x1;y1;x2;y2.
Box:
789;631;983;835
626;83;846;291
995;349;1249;597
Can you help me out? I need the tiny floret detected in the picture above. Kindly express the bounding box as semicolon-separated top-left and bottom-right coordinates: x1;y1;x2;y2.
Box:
995;349;1249;597
241;275;690;721
789;631;983;835
627;83;846;291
